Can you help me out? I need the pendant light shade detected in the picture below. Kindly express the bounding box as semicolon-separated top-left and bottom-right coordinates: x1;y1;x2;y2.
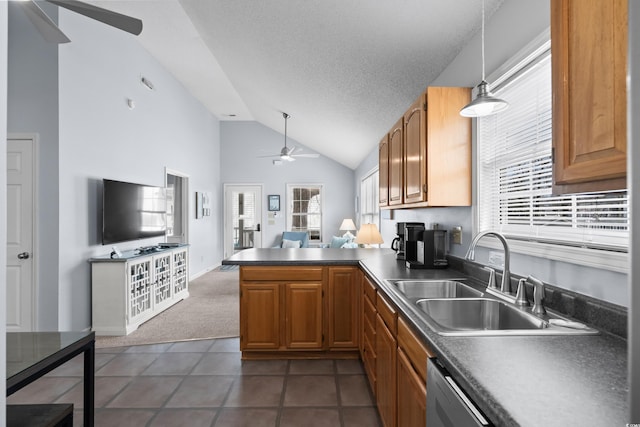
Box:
460;80;509;117
460;0;509;117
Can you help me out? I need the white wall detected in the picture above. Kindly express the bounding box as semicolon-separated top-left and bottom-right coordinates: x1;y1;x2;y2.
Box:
51;10;221;330
221;121;355;248
356;0;629;307
7;1;61;330
1;1;8;421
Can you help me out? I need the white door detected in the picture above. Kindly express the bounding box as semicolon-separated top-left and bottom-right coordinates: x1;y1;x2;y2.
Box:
6;137;36;331
223;184;263;258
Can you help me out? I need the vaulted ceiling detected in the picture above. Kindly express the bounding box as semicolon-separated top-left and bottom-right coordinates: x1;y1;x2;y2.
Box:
90;0;504;169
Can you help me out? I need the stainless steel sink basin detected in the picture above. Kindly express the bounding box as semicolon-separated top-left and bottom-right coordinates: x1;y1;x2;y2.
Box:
415;298;545;334
388;280;483;301
412;298;598;336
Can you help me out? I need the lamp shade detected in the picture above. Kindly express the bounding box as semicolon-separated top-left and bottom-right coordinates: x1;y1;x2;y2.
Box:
459;81;509;117
339;218;357;231
354;223;384;245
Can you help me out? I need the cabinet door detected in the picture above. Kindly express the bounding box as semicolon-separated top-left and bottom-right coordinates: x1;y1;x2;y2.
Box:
127;258;153;322
388;117;404;206
397;348;426;427
327;267;359;349
240;283;280;350
285;282;323;349
551;0;627;192
153;253;172;307
404;93;427;204
379;135;389;207
376;314;397;427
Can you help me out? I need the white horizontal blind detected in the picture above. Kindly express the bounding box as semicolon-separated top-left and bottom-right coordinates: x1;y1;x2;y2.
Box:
478;51;629;250
360;169;379;227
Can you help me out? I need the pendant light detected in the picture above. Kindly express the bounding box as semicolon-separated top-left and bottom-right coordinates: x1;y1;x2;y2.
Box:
460;0;509;117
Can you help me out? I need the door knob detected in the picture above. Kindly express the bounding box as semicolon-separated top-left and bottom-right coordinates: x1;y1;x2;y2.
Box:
17;252;30;260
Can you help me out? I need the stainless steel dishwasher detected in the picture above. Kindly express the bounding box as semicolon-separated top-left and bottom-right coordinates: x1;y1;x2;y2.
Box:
426;358;491;427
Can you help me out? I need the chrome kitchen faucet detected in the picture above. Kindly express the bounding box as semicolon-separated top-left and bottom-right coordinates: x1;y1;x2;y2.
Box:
465;231;511;294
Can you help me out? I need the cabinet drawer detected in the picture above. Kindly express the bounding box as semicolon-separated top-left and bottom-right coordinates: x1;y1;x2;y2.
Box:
241;266;324;281
363;294;377;331
377;294;397;335
363;276;377;303
398;317;433;382
363;332;377;392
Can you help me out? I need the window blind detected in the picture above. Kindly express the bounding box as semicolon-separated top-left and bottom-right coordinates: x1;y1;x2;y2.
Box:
478;51;629;250
360;169;379;227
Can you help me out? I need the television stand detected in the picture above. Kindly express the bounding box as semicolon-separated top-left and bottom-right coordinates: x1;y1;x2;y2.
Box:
89;245;189;336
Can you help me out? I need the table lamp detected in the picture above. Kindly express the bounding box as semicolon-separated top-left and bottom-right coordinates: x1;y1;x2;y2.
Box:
339;218;357;242
354;223;384;248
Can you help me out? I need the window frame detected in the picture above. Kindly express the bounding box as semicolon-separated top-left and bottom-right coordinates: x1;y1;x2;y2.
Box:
359;167;380;229
285;183;324;242
473;30;628;273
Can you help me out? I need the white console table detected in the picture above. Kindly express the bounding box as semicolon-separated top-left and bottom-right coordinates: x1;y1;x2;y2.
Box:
89;245;189;336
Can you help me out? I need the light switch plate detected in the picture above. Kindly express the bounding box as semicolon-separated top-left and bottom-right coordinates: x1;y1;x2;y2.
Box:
452;226;462;244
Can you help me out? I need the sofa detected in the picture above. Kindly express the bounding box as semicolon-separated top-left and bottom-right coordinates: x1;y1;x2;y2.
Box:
276;231;357;248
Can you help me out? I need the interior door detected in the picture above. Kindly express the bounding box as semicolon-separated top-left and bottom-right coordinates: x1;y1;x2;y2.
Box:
6;137;36;331
224;184;263;258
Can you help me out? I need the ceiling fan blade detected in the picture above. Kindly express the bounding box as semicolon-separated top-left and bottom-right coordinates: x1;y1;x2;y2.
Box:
257;154;281;158
45;0;143;36
22;1;71;44
292;154;320;158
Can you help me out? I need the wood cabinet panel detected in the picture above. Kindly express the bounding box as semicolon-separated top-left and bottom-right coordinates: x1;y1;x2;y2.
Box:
241;266;324;282
240;283;280;350
551;0;627;192
285;283;323;349
426;87;472;206
376;314;397;427
388;117;404;206
404;94;427;204
379;135;389;206
327;267;359;349
376;294;397;336
397;347;427;427
397;317;433;382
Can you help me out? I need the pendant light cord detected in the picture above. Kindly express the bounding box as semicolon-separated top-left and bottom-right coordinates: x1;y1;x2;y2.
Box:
481;0;486;82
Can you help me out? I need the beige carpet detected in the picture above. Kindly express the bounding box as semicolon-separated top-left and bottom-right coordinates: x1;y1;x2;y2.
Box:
95;268;239;348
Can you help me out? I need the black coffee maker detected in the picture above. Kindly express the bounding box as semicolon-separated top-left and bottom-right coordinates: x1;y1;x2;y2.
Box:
391;222;425;260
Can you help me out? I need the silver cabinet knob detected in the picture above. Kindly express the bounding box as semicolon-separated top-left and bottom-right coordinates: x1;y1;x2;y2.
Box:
17;252;30;260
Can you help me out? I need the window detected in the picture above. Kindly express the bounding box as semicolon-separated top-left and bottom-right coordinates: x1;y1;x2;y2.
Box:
360;168;379;228
478;42;629;253
286;184;323;241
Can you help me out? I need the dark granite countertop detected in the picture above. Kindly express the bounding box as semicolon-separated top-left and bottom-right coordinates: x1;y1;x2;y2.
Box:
224;248;629;426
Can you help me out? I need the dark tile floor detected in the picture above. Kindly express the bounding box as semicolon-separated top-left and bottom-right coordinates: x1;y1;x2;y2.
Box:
7;337;382;427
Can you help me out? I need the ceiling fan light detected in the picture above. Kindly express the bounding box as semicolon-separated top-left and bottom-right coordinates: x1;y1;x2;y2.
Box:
460;81;509;117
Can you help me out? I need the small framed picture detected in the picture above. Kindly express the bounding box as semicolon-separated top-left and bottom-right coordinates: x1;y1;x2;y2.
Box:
268;195;280;211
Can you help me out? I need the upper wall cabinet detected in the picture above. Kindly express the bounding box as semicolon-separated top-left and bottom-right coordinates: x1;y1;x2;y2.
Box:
388;117;404;206
379;87;471;208
379;134;389;206
551;0;628;194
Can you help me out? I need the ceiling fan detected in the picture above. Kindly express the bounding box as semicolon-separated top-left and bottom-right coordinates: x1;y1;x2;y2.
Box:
260;112;320;162
19;0;143;44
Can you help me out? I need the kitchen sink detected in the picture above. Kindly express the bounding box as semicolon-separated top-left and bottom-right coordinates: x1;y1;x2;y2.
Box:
388;280;483;301
412;297;599;337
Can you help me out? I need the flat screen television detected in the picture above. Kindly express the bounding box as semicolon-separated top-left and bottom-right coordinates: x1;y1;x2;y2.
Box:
102;179;167;245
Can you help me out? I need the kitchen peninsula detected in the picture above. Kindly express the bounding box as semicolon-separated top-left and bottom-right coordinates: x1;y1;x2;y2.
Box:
223;248;628;427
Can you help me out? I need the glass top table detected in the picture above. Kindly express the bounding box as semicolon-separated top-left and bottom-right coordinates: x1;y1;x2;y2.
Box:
7;331;95;427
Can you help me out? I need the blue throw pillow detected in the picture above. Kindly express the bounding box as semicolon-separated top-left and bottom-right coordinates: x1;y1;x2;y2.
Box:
330;236;349;248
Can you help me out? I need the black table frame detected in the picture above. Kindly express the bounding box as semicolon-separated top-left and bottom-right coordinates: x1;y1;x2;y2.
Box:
7;332;95;427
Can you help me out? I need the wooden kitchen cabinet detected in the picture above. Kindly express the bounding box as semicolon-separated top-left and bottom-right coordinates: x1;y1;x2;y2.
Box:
379;134;389;206
397;347;427;427
551;0;628;193
380;86;471;208
361;275;378;394
327;266;360;350
240;266;324;354
376;294;398;427
388;117;404;206
397;317;433;427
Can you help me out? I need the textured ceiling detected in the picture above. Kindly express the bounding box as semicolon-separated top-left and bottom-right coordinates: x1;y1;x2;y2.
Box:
89;0;504;169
